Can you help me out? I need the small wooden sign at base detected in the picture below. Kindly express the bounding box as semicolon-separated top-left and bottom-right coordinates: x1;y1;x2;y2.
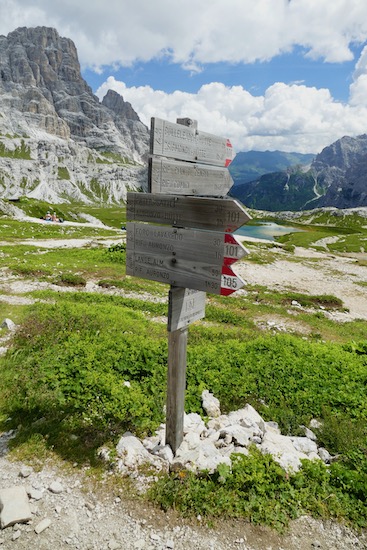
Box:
168;287;206;332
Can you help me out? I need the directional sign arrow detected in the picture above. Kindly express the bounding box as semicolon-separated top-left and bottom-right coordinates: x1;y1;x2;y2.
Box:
127;193;251;233
149;157;234;197
220;264;245;296
150;117;235;167
126;223;248;295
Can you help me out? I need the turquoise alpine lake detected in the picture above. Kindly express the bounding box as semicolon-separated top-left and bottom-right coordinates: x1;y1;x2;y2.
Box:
235;222;304;241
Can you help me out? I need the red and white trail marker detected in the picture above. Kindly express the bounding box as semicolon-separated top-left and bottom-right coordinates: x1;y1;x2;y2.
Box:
220;264;245;296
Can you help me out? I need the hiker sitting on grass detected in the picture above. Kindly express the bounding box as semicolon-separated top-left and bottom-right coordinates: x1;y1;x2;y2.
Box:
42;211;63;223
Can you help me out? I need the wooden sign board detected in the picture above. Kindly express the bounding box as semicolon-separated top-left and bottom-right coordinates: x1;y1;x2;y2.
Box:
127;192;251;233
168;288;206;332
126;222;247;294
149;157;234;196
150;117;234;167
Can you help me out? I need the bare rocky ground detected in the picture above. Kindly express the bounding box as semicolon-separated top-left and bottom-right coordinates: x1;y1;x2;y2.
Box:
235;242;367;322
0;231;367;549
0;448;366;550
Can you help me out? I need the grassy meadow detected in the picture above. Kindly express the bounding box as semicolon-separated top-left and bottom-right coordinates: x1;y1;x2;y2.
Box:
0;200;367;531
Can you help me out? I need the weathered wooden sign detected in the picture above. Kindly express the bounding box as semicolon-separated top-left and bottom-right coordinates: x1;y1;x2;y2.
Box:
127;192;250;233
150;117;234;167
126;222;247;295
126;116;251;455
168;287;206;332
149;157;234;196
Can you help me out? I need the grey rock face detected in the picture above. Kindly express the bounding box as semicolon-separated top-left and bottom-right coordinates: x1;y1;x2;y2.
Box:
231;134;367;211
312;135;367;208
0;26;149;203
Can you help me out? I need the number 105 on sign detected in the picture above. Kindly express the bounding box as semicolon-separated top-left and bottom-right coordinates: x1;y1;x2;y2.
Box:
220;265;245;296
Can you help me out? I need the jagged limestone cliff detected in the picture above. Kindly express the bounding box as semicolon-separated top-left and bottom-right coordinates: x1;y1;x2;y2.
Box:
0;26;149;203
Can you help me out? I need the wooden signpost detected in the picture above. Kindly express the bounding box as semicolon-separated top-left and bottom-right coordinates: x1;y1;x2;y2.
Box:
126;222;247;294
150;117;234;167
126;117;251;453
149;158;234;196
127;192;250;232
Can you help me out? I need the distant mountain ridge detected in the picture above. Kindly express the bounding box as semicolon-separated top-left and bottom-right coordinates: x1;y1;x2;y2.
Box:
0;26;149;204
230;136;367;211
229;150;314;186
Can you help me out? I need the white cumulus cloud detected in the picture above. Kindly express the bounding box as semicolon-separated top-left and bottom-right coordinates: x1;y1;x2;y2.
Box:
96;73;367;154
1;0;367;68
2;0;367;153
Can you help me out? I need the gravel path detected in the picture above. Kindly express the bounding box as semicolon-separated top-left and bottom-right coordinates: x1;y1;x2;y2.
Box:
0;451;366;550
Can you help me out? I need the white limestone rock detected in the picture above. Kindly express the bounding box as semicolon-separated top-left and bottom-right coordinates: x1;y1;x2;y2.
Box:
183;431;201;450
265;421;281;434
207;415;230;431
183;413;207;436
219;425;253;447
201;390;221;418
142;435;161;452
290;436;318;455
173;439;231;474
228;404;266;433
318;447;332;463
48;481;64;494
34;518;51;534
302;426;318;441
1;318;16;331
116;432;166;473
18;466;33;479
309;418;323;430
0;486;32;529
260;431;309;473
154;444;174;463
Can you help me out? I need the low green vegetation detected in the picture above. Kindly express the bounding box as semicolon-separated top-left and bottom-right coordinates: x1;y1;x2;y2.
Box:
150;447;367;531
0;209;366;531
0;245;126;282
96;151;131;164
265;210;367;253
57;166;70;180
2;198;127;229
0;218;119;240
0;139;31;159
1;299;367;529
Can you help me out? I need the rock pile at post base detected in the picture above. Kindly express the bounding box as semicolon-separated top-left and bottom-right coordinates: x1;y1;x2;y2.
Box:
101;391;331;479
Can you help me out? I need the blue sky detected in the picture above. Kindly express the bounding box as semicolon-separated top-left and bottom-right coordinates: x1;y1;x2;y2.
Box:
84;46;361;104
2;0;367;154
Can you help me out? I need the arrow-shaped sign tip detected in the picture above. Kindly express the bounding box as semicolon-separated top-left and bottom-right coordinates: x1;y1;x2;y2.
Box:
220;264;245;296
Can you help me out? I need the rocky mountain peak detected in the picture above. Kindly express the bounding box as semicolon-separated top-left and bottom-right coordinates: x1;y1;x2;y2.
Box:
0;26;149;204
0;26;149;156
102;90;140;122
2;26;86;93
314;134;367;172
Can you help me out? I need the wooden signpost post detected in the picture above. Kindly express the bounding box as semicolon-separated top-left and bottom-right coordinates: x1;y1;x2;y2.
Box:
126;117;251;453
